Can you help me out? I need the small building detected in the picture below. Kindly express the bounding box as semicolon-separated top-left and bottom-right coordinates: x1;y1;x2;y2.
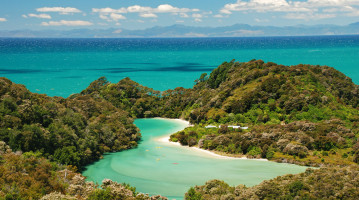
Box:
228;125;241;129
241;127;248;130
205;125;217;128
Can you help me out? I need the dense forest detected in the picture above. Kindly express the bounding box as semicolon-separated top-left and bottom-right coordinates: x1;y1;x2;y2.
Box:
0;77;140;169
1;59;359;199
80;60;359;166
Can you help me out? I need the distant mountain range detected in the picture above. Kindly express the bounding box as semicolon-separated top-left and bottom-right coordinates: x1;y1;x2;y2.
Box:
1;22;358;38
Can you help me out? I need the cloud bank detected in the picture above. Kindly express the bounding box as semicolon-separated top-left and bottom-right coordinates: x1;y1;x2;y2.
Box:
220;0;359;20
41;20;92;26
37;7;82;15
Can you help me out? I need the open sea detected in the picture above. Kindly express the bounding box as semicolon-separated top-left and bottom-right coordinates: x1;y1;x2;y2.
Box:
1;35;359;97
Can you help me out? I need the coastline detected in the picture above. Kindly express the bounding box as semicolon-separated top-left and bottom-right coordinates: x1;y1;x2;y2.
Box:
154;117;268;161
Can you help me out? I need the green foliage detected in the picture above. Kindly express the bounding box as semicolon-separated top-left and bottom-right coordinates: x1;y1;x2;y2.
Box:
266;151;275;159
207;61;233;89
54;146;81;166
185;187;202;200
188;166;359;199
22;151;42;159
0;77;140;169
0;146;164;200
3;59;359;199
247;146;262;157
288;181;305;196
88;188;113;200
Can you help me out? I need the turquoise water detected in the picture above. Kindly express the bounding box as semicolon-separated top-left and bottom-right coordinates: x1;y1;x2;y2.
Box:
0;36;359;97
1;37;354;198
83;118;308;199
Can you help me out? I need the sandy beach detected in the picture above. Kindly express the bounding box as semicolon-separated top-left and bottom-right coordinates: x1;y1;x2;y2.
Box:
155;118;268;161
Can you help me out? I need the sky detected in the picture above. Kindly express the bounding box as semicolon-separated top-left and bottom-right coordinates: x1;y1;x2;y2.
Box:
0;0;359;30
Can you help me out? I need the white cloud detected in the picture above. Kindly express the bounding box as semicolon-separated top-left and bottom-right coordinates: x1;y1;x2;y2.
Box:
221;0;312;14
180;13;189;18
99;14;109;20
192;13;203;18
220;0;359;20
93;4;200;23
214;14;224;18
155;4;198;13
113;29;122;34
127;5;152;13
285;13;336;20
255;18;270;22
110;13;126;21
176;20;185;23
347;9;359;16
25;13;52;19
0;18;6;22
92;8;127;13
221;0;359;14
41;20;92;26
98;13;126;22
140;13;158;18
192;13;203;22
220;9;232;14
37;7;81;15
93;4;200;14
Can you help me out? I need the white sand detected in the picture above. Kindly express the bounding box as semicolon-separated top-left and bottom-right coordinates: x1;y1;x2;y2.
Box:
154;118;268;161
154;117;191;127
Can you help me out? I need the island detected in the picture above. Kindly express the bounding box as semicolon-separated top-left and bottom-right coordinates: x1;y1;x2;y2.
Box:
1;59;359;199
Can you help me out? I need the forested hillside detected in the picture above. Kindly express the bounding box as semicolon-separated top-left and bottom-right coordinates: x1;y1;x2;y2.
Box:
0;77;140;169
0;142;166;199
185;166;359;200
77;60;359;166
166;60;359;166
2;59;359;199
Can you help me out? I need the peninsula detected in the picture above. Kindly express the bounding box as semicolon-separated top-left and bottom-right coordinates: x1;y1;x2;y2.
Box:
1;59;359;199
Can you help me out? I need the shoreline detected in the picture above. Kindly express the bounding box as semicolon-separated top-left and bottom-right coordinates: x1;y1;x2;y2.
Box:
153;117;192;127
154;118;267;161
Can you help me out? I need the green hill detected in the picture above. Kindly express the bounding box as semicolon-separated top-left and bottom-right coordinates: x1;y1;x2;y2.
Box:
2;59;359;199
77;59;359;166
0;77;140;169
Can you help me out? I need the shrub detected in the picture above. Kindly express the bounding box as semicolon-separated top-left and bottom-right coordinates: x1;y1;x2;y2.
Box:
247;146;262;157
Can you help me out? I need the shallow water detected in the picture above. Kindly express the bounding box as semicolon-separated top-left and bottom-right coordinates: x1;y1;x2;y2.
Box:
83;118;308;199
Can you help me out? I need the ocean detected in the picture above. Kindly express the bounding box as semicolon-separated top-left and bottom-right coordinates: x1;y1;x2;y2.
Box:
0;36;358;97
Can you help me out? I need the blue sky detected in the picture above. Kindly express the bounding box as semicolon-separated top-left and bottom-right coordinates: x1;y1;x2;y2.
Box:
1;0;359;30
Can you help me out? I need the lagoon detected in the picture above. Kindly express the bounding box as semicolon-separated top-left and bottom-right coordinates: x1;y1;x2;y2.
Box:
83;118;308;199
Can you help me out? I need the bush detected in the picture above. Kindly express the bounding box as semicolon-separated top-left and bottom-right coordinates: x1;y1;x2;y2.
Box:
185;187;202;200
266;151;275;159
247;146;261;157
